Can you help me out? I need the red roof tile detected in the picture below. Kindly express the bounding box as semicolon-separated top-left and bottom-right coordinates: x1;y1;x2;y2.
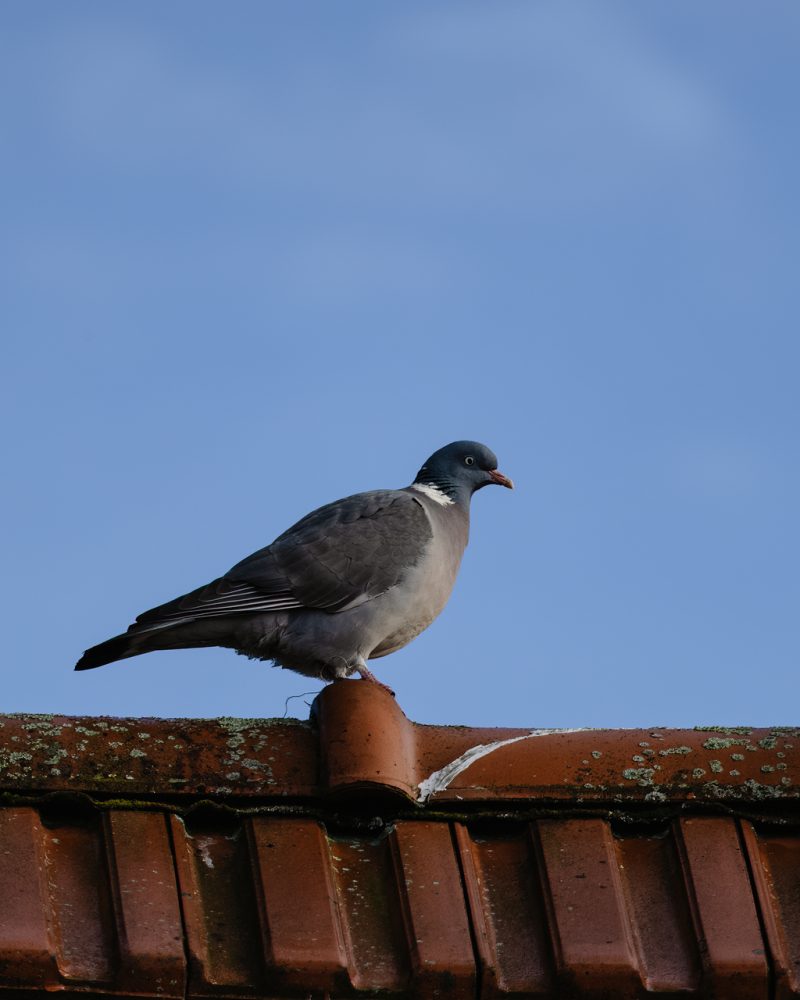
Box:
0;680;798;998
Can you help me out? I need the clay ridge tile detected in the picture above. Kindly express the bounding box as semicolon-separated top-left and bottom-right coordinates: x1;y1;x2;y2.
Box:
1;682;797;807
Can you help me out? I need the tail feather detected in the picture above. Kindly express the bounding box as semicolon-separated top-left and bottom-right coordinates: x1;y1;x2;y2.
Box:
74;616;225;670
75;632;145;671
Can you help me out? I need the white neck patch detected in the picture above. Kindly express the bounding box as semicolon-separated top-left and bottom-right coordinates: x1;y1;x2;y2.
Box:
411;482;455;507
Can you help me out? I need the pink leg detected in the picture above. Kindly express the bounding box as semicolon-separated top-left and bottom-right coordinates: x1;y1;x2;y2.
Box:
355;661;395;697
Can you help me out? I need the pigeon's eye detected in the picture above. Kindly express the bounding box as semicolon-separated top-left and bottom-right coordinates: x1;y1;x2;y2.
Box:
465;456;475;466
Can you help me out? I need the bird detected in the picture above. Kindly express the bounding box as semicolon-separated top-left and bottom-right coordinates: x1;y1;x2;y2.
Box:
75;441;513;687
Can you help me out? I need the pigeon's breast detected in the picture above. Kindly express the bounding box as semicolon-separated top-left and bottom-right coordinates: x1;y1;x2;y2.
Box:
368;502;469;658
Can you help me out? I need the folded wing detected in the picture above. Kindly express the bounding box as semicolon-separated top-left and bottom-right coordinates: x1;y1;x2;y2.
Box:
131;489;431;632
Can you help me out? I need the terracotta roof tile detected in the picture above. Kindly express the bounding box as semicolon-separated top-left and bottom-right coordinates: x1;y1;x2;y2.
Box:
172;812;267;995
252;818;349;993
106;811;185;996
742;821;800;999
613;824;700;992
0;809;59;988
391;821;475;997
538;818;641;996
43;811;116;985
0;680;798;998
456;821;555;997
677;816;768;999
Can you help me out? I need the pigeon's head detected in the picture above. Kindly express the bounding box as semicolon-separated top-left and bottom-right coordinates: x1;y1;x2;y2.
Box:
413;441;513;506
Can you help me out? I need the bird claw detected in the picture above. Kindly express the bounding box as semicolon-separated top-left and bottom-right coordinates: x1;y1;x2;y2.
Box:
354;663;395;698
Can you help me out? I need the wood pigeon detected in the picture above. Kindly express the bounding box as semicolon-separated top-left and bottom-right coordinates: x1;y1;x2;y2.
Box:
75;441;513;685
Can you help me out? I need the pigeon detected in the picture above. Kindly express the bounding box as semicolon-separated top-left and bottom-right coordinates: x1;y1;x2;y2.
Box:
75;441;513;685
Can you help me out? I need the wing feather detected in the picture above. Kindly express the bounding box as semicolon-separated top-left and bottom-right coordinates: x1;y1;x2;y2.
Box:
227;489;431;612
132;576;302;632
129;489;431;632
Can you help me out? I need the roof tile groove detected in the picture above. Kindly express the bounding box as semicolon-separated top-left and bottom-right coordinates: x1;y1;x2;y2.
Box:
172;813;267;994
0;682;798;998
537;818;641;995
249;818;349;992
42;813;116;984
390;821;475;998
614;826;701;992
742;821;800;999
0;809;59;988
328;825;409;992
676;817;768;999
105;811;186;996
455;821;555;997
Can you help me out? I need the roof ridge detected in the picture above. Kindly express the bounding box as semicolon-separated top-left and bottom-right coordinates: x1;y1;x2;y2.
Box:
0;683;797;811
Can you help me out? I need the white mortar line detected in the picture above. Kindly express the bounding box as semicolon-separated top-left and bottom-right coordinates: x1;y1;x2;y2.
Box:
417;728;591;803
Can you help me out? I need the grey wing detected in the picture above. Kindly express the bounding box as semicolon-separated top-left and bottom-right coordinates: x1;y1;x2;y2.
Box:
131;489;430;633
226;489;432;612
132;567;302;633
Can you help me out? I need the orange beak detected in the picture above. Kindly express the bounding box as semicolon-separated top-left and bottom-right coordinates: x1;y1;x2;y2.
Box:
489;469;514;489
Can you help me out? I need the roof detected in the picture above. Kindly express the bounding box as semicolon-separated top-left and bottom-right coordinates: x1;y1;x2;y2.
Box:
0;680;798;999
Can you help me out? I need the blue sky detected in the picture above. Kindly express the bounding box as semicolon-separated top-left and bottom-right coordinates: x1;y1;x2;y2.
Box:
2;3;798;727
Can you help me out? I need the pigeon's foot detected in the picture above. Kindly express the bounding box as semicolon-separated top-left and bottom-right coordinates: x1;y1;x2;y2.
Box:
354;660;395;698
